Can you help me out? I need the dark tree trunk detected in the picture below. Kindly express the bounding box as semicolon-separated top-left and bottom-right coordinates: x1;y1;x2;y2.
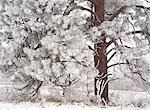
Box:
94;37;108;103
93;0;109;103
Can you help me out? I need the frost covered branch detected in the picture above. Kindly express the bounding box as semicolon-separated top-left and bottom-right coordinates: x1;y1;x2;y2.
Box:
109;6;128;21
109;5;150;21
14;78;35;91
127;30;150;36
87;0;97;6
30;81;43;97
14;77;43;97
64;5;96;17
127;60;149;83
108;62;128;69
49;75;80;90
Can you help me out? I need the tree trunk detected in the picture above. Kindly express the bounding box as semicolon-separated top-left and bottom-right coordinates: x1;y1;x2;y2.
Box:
93;0;109;103
94;37;108;103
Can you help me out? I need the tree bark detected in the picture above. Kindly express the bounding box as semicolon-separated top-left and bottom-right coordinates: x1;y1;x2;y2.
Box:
94;37;108;103
93;0;109;103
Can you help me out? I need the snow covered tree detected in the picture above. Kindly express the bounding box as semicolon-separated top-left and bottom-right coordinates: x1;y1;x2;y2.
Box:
88;0;150;104
0;0;150;105
65;0;150;104
0;0;97;98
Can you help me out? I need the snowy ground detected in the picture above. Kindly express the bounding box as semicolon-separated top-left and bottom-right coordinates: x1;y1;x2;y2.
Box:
0;90;150;110
0;85;150;110
0;102;150;110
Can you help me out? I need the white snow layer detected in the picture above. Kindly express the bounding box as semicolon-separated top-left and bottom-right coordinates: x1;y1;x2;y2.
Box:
0;102;149;110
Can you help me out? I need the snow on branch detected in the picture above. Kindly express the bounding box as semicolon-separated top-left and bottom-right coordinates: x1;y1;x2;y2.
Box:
108;59;142;69
64;5;96;17
109;6;128;21
126;30;150;36
86;0;97;6
135;5;150;10
49;74;80;91
14;77;43;97
109;5;150;21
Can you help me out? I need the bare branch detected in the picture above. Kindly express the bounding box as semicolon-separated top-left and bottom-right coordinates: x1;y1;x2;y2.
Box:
69;77;80;85
107;47;115;55
120;45;133;49
108;61;142;69
107;52;117;63
88;45;94;51
106;40;113;47
60;60;88;67
126;30;150;36
135;5;150;10
105;10;113;16
108;62;128;69
49;76;80;89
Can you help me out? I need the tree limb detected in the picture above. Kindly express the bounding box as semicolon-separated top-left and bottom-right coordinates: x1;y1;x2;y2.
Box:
64;5;96;17
135;5;150;10
87;0;97;6
14;78;35;91
126;30;150;36
108;61;142;69
31;81;43;97
107;52;117;63
109;6;128;21
109;5;150;21
107;47;115;55
108;62;128;68
106;40;113;47
133;71;147;82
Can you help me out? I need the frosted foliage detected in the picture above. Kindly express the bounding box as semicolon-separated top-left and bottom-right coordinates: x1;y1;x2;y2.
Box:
0;39;17;65
95;19;125;40
41;59;52;75
23;47;47;60
65;62;79;75
0;0;98;83
24;61;45;81
147;19;150;32
105;0;141;13
40;35;60;50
